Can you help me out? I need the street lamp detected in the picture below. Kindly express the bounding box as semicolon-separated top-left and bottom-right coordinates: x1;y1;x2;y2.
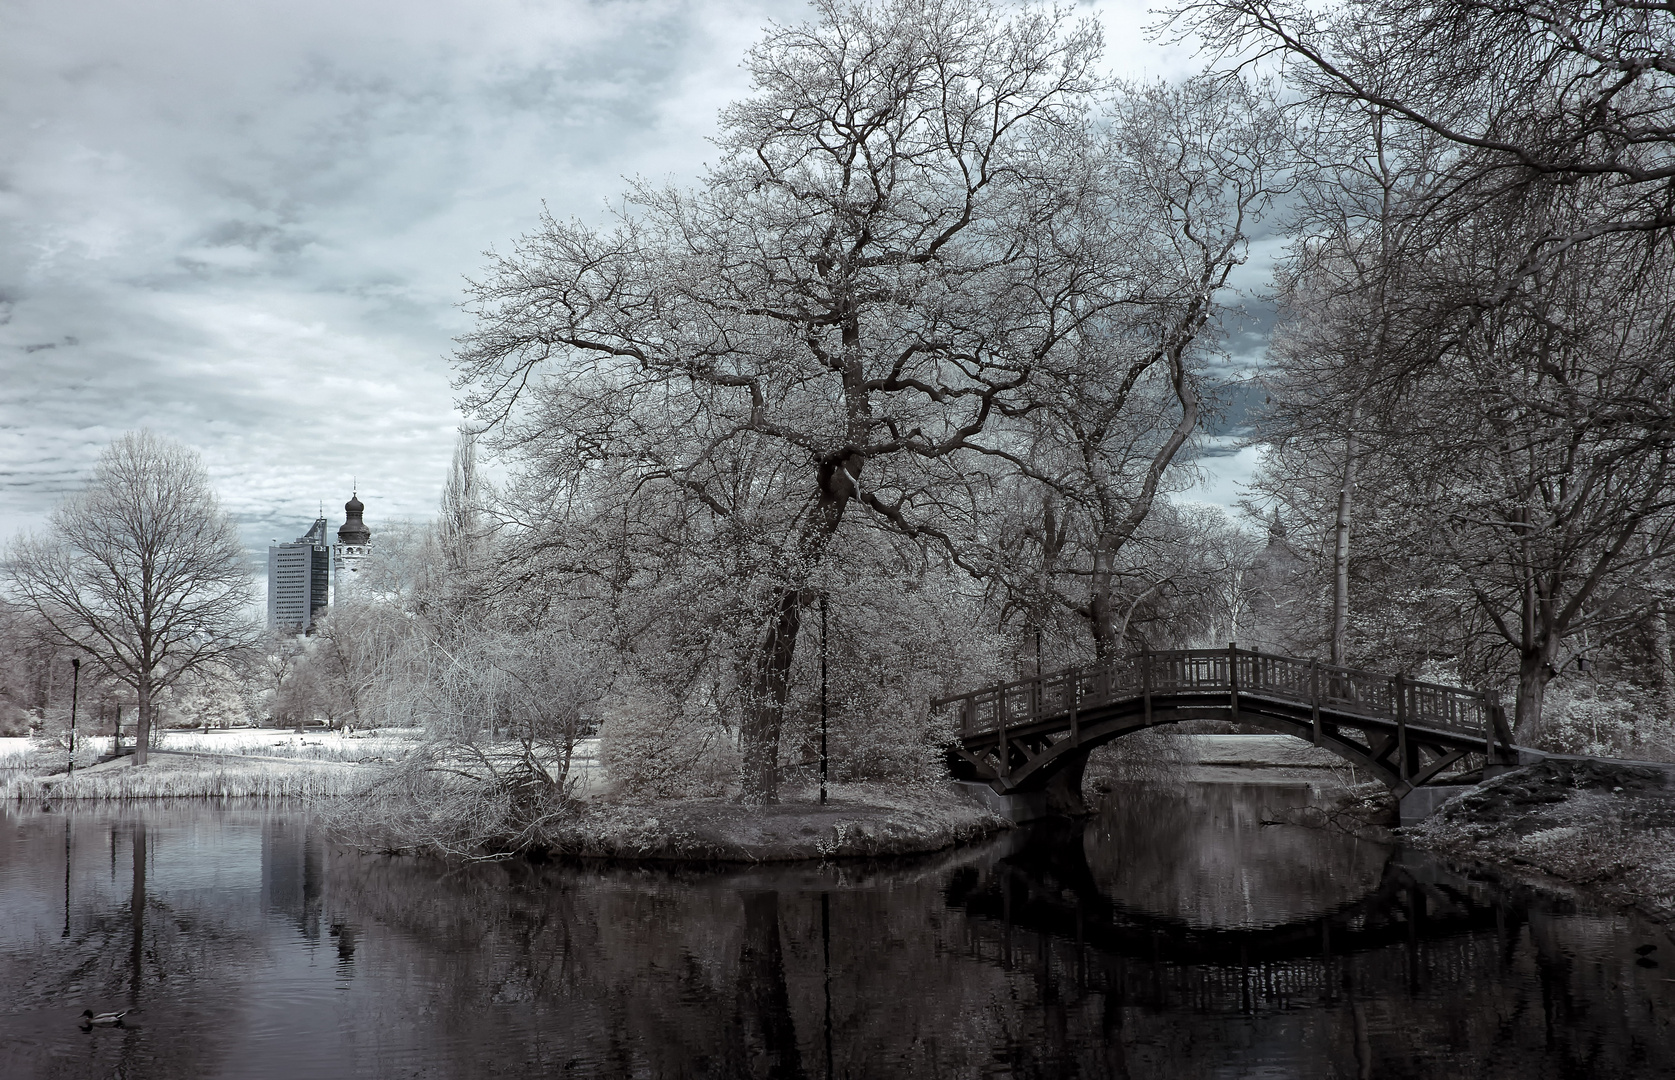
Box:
68;657;81;779
820;592;829;806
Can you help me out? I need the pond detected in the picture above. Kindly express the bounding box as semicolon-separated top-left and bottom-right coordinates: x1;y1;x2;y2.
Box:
2;781;1672;1078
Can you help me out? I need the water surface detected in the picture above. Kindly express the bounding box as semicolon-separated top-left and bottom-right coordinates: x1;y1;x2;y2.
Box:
2;782;1671;1078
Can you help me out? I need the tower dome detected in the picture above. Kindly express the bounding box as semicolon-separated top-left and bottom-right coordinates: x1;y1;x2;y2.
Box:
337;492;371;546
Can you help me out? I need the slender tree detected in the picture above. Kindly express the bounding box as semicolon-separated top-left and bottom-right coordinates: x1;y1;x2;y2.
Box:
981;75;1288;656
3;432;257;764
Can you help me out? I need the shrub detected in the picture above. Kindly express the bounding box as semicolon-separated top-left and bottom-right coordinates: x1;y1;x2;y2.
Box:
597;680;738;799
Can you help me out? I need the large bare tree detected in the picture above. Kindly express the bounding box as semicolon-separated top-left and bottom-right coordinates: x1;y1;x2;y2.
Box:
456;0;1119;802
3;431;257;764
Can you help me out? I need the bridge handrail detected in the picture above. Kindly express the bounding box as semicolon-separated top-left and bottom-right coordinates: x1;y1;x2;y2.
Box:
935;647;1499;743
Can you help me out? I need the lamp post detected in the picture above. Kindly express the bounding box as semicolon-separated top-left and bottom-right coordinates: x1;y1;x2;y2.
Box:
68;657;81;779
820;592;829;806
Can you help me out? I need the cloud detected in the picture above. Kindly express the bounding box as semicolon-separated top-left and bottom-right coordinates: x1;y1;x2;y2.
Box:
0;0;1222;560
0;0;779;547
1179;438;1265;519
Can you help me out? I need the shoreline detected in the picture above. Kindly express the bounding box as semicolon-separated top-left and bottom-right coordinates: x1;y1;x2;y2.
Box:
11;739;1673;914
493;783;1012;863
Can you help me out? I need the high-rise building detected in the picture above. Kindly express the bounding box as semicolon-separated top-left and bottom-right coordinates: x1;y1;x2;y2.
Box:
267;518;333;632
267;493;375;633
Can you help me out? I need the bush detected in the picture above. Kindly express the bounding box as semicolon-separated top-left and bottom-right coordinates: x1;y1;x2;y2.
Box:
1542;681;1675;761
0;703;32;738
598;680;739;799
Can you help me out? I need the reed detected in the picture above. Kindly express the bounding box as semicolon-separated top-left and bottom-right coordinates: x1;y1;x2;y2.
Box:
3;756;375;801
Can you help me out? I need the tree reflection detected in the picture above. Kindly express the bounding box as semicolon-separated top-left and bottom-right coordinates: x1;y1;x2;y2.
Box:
734;892;803;1079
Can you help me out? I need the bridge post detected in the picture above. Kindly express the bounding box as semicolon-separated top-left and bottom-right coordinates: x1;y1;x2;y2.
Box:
997;685;1010;781
1069;671;1080;746
1142;647;1152;727
1395;673;1410;788
1310;659;1321;747
1482;689;1493;765
1228;642;1239;722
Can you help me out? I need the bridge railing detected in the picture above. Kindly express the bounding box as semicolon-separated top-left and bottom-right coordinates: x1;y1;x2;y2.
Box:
938;647;1496;743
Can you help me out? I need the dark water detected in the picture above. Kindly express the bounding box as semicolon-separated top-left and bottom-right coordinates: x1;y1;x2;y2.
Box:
2;783;1673;1079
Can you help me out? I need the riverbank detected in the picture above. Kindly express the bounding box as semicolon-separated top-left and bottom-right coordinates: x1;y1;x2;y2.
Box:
532;782;1010;862
1286;759;1675;926
3;733;1005;861
1404;758;1675;925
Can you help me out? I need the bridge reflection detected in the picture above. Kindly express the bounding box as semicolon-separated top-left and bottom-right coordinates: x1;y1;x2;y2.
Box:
946;815;1522;1015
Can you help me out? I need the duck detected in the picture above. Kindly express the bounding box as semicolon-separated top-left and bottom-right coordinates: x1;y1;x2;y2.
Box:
80;1009;128;1027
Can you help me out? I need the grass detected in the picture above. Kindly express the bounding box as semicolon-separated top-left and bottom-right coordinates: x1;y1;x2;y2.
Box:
13;760;373;800
533;781;1010;861
0;728;603;803
145;727;429;762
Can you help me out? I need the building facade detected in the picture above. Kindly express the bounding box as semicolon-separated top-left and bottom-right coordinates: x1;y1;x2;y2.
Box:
266;494;374;633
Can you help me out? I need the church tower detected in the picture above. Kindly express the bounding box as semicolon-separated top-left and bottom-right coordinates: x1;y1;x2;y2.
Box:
334;491;373;577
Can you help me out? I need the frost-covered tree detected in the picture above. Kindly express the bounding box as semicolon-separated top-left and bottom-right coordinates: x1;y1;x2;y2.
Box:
3;432;257;764
457;0;1295;801
456;0;1125;802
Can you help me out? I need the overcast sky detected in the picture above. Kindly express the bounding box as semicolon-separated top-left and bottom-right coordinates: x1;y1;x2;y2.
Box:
0;0;1252;560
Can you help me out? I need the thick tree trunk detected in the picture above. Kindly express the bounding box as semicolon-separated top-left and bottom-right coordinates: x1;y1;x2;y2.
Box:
1087;546;1116;660
1513;644;1556;745
134;674;151;767
739;590;805;804
1329;422;1359;667
1509;520;1559;745
737;449;860;804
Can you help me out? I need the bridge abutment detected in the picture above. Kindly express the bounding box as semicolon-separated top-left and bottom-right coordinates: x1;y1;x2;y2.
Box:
953;781;1052;824
1043;754;1089;817
953;752;1090;823
1397;784;1475;826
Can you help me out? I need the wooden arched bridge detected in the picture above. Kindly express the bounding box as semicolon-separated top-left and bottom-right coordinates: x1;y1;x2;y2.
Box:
935;646;1523;822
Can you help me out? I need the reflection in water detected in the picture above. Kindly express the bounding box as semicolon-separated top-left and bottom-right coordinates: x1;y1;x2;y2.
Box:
0;786;1671;1079
1088;781;1391;927
261;817;323;940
